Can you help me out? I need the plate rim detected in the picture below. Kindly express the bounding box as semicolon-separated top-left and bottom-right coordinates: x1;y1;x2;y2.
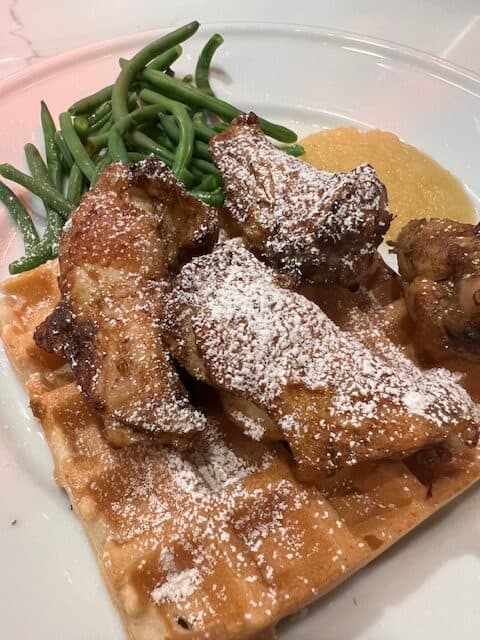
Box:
2;21;480;97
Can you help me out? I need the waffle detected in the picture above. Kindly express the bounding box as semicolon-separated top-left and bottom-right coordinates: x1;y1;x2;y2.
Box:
1;260;480;640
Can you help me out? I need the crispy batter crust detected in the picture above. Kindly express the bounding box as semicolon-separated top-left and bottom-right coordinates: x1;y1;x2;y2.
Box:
35;158;218;441
396;218;480;361
163;240;479;478
210;113;392;287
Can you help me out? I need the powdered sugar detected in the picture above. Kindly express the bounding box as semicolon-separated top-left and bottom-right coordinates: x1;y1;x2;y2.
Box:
37;158;217;439
92;419;334;627
230;410;266;441
210;114;391;285
402;390;429;414
152;568;203;604
164;240;479;472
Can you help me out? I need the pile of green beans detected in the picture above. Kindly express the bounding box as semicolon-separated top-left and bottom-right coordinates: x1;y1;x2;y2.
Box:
0;21;303;274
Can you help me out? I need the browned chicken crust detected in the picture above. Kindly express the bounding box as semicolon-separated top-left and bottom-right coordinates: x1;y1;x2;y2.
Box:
162;240;479;478
395;218;480;361
209;113;392;287
35;157;218;442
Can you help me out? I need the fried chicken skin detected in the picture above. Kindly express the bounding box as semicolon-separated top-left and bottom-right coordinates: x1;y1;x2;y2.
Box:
395;218;480;361
35;157;218;442
162;240;478;478
209;113;392;287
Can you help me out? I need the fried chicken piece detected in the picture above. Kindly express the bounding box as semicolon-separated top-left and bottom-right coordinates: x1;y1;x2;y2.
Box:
162;239;479;478
301;251;403;329
395;218;480;361
209;113;392;287
35;157;218;443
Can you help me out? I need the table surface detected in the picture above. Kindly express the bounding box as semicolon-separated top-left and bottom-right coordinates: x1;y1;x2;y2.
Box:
1;0;479;81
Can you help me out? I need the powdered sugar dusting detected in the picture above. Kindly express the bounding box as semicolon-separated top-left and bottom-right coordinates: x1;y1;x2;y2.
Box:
210;115;391;285
230;410;266;441
402;390;429;414
36;158;217;439
90;419;340;629
164;240;479;473
152;568;203;604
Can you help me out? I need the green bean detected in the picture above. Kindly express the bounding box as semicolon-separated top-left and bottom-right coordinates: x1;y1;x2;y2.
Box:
24;143;63;255
114;104;165;133
40;101;63;191
0;164;72;218
190;165;205;184
140;78;297;142
192;112;218;142
127;92;139;111
159;113;180;139
111;21;199;123
129;130;190;170
128;152;146;163
9;241;54;274
94;152;107;166
191;186;223;207
25;141;64;204
66;163;84;205
131;131;194;191
160;114;211;160
69;84;113;115
88;110;112;134
24;143;50;186
152;131;176;151
106;103;166;163
87;101;112;127
46;209;63;253
137;121;160;136
152;98;193;177
195;34;223;97
25;161;63;256
0;180;39;249
129;130;175;162
86;130;110;154
108;127;129;163
73;115;89;141
96;115;114;135
197;174;220;191
148;46;183;70
110;102;194;169
171;110;194;176
54;131;74;169
137;126;177;155
191;157;219;176
213;122;229;133
119;45;183;74
91;154;112;187
59;112;96;182
279;143;305;157
131;93;195;178
182;73;193;84
189;131;213;161
25;202;64;262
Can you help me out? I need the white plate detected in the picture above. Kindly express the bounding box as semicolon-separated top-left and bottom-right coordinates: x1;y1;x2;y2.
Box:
0;23;479;640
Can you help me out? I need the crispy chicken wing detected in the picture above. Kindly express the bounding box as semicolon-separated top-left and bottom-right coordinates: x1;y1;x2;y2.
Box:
35;157;218;443
209;113;392;287
162;239;479;478
395;218;480;361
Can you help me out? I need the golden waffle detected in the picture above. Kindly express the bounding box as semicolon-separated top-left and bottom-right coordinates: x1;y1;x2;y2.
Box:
1;260;480;640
